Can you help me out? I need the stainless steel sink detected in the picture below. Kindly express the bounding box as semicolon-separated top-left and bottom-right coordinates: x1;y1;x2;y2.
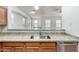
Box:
30;31;51;39
40;35;51;39
30;35;51;39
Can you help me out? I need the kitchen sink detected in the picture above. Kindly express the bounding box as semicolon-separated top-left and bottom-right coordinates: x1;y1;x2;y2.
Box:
30;35;51;39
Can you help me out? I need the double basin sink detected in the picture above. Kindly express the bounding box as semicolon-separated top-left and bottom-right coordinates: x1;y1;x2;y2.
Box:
30;35;51;39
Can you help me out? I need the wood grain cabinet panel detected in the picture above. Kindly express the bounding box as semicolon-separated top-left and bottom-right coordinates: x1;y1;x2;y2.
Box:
1;42;57;52
0;7;7;26
25;47;40;52
0;47;2;52
15;47;25;52
3;42;24;47
25;42;40;47
0;43;1;47
40;47;56;52
0;43;2;52
41;42;56;47
2;47;14;52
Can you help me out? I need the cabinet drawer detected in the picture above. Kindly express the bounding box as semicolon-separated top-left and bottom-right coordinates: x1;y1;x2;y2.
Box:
41;42;56;47
15;47;25;52
25;47;40;52
40;47;56;52
3;42;24;47
25;42;40;47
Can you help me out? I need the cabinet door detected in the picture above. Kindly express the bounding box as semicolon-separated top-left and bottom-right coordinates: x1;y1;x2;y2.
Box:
0;47;2;52
25;42;40;47
41;42;56;47
40;47;56;52
0;43;2;52
57;42;78;52
64;45;78;52
2;47;14;52
0;7;7;26
15;47;25;52
26;47;40;52
3;42;24;47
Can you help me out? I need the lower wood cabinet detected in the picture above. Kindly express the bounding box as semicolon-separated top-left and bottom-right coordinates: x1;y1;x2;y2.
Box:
25;47;40;52
0;47;2;52
57;42;78;52
41;42;56;47
0;42;57;52
2;47;14;52
25;42;40;47
0;42;78;52
0;43;2;52
40;47;56;52
15;47;25;52
2;42;24;47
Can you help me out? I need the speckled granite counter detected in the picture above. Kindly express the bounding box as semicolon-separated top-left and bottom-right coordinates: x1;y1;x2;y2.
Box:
0;32;79;42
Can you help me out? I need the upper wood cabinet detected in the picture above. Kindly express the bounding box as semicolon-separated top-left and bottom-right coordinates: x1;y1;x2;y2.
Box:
0;7;7;26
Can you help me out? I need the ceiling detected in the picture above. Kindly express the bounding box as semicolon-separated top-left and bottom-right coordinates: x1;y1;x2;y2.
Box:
17;6;61;16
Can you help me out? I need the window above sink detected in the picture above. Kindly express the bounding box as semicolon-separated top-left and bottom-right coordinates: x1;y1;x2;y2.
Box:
7;6;62;31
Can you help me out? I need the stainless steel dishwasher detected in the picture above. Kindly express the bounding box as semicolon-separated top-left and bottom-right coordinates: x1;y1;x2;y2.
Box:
57;42;78;52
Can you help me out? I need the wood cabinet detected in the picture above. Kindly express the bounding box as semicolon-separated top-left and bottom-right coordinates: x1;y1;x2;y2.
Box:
25;42;40;52
15;47;25;52
0;48;1;52
0;43;2;52
0;42;57;52
0;7;7;26
25;42;40;47
0;42;78;52
41;42;56;47
25;47;40;52
3;42;24;47
40;42;56;52
57;42;78;52
40;47;56;52
2;42;25;52
25;42;57;52
2;47;14;52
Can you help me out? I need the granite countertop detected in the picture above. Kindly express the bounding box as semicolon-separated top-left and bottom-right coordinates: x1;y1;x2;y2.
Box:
0;33;79;42
0;29;65;33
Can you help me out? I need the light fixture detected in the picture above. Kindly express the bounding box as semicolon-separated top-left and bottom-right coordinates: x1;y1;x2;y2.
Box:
31;10;36;14
34;6;39;10
30;6;39;14
31;11;35;14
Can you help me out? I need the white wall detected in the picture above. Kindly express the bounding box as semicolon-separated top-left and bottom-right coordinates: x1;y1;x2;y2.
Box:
62;6;79;37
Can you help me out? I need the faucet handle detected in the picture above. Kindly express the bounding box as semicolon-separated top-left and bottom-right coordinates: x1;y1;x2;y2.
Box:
30;36;34;39
47;36;51;39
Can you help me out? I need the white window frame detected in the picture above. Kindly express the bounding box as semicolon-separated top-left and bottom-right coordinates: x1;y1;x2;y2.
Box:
45;19;51;28
56;20;62;29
